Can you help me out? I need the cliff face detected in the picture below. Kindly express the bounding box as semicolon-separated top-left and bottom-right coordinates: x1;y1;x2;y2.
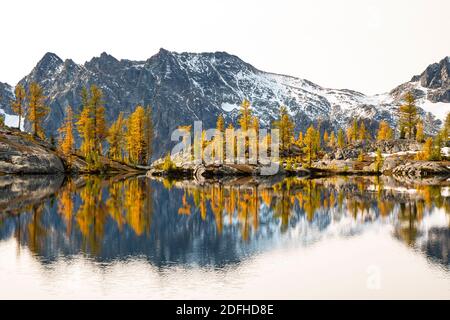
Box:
0;127;64;174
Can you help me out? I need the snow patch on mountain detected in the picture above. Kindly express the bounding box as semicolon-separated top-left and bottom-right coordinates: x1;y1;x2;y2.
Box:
0;109;21;129
221;102;239;112
420;101;449;121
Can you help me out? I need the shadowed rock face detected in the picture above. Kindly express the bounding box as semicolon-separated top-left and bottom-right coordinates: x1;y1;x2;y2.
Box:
420;58;450;88
0;128;64;174
0;174;64;212
0;82;14;114
392;57;450;104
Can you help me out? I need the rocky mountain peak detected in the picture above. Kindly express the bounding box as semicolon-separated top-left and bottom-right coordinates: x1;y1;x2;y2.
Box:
411;56;450;89
35;52;63;73
85;52;120;72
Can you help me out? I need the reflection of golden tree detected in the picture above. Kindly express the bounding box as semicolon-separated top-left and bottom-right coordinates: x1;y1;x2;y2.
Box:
58;179;75;235
302;180;321;222
396;202;419;246
76;177;107;254
27;203;46;255
378;200;395;217
417;185;443;210
210;185;224;234
273;181;294;231
178;192;192;216
179;183;262;239
260;189;273;207
124;178;151;236
106;180;126;231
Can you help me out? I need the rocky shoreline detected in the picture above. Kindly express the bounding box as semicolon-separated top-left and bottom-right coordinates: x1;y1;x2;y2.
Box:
0;127;147;174
147;159;450;182
147;138;450;182
2;127;449;181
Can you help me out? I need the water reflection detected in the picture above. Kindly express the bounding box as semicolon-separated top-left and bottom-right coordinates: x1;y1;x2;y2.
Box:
0;174;449;268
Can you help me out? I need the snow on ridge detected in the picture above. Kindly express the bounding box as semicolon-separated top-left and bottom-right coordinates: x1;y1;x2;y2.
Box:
0;109;21;129
221;102;239;112
420;101;449;121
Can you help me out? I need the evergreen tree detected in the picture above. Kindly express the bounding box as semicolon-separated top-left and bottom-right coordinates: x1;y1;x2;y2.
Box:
216;114;225;133
416;120;425;143
432;134;443;161
58;106;75;159
77;103;94;157
358;121;367;141
126;106;147;165
76;85;107;157
416;137;433;160
296;131;304;147
337;128;345;148
346;126;353;144
398;92;418;139
215;114;225;161
27;82;49;139
352;118;358;141
238;99;252;131
328;131;336;147
323;131;329;145
303;126;319;167
273;105;294;152
107;112;125;161
11;84;26;130
375;149;383;172
441;112;450;144
377;121;393;141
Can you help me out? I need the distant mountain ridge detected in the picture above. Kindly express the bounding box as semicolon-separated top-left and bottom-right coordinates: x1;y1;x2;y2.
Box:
0;49;449;158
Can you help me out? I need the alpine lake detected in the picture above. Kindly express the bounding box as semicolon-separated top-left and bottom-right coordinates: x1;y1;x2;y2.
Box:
0;173;449;299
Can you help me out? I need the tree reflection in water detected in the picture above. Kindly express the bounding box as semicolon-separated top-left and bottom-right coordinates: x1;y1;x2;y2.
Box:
0;175;448;268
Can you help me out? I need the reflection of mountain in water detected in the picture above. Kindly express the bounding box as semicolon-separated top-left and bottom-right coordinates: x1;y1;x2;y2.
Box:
417;227;449;267
0;175;448;268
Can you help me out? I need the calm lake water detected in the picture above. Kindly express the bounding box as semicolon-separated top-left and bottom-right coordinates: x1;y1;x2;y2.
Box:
0;174;449;299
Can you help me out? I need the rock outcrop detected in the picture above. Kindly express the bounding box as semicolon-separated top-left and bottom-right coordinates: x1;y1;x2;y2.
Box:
0;128;64;174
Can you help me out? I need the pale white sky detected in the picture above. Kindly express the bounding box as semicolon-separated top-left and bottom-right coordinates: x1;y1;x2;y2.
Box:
0;0;449;94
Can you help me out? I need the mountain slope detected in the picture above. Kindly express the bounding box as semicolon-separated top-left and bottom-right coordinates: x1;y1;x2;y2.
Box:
1;50;449;158
0;82;18;128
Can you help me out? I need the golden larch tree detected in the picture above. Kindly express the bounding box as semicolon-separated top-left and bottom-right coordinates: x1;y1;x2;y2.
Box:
323;131;329;145
398;92;418;139
303;125;319;167
416;137;433;160
107;112;126;161
27;82;49;139
238;99;252;131
126;106;147;164
337;128;345;148
377;121;393;141
58;106;75;158
274;105;294;152
359;121;367;141
329;131;336;148
416;120;425;143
